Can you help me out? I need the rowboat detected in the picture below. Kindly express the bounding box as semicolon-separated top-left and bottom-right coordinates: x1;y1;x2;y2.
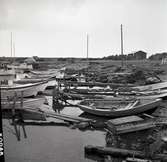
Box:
1;97;46;110
1;81;48;99
77;98;161;117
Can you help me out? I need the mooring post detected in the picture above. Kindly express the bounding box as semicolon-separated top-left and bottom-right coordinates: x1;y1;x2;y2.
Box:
20;91;27;138
52;85;56;109
12;93;20;141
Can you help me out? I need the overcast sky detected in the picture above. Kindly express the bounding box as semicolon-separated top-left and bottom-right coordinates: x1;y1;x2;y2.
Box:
0;0;167;58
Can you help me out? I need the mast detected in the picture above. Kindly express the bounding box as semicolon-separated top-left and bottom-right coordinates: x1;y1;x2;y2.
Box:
121;24;124;67
11;32;13;58
86;33;89;81
86;33;89;60
13;42;15;62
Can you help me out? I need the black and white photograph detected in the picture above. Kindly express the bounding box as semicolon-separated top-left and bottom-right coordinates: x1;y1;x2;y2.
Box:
0;0;167;162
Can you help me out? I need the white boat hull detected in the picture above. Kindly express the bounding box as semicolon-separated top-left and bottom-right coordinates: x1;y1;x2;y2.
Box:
1;81;48;99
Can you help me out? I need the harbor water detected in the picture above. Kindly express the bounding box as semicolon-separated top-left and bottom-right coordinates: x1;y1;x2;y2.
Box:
3;93;167;161
2;95;106;162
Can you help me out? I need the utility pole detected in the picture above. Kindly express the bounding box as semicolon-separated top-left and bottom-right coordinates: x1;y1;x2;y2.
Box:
121;24;124;68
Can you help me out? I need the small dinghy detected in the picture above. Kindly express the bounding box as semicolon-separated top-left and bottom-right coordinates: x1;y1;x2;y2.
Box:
77;98;161;117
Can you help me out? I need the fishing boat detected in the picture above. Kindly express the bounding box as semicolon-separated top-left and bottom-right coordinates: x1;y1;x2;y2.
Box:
63;84;167;100
1;80;48;99
134;81;167;91
14;77;57;89
7;62;33;71
1;97;46;110
0;69;49;99
77;98;161;117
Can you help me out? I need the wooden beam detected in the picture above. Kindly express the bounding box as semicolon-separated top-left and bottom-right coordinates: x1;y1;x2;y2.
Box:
85;145;167;160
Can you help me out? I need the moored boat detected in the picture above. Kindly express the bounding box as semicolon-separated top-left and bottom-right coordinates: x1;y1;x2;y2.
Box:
14;77;57;89
1;81;48;99
134;81;167;91
77;98;161;117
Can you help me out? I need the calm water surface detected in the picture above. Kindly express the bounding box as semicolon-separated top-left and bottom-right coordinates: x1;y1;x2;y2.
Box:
3;96;106;162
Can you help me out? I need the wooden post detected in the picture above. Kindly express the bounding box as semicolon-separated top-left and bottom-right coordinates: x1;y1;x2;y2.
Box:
52;86;56;110
12;93;20;141
20;91;27;138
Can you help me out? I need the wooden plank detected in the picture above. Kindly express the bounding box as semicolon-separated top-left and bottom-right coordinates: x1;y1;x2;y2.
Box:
24;107;91;123
142;113;155;119
116;122;155;134
45;111;91;122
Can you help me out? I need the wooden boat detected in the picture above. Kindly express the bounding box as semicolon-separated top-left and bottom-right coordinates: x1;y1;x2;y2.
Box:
100;89;167;100
14;77;57;89
1;81;48;99
134;81;167;91
7;63;33;71
1;97;46;110
60;80;133;88
77;98;161;117
14;78;46;84
0;69;48;98
65;86;167;100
